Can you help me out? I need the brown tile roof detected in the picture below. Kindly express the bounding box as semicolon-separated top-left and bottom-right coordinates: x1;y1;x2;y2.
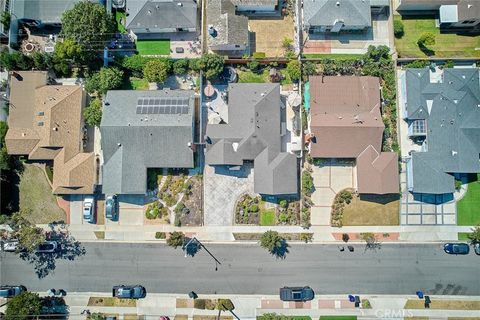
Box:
308;76;399;194
356;146;399;194
5;71;95;195
309;76;384;158
52;150;95;194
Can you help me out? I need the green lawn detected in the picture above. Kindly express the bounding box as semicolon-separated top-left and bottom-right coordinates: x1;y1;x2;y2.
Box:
394;15;480;58
136;40;171;56
260;210;276;226
302;53;364;60
115;11;127;33
457;174;480;226
19;164;66;224
320;317;357;320
122;77;149;90
238;69;269;83
458;232;472;241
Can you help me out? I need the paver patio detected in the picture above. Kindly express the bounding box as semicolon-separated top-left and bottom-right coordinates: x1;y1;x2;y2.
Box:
204;164;254;226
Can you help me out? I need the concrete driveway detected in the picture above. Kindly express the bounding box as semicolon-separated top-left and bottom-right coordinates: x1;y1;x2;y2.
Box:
203;164;254;226
310;159;355;225
115;195;145;226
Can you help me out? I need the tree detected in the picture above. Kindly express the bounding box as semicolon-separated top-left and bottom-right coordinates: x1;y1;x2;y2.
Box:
54;38;90;65
0;121;10;171
260;230;284;253
217;299;235;311
85;67;124;94
89;313;105;320
302;61;317;77
417;32;435;55
84;98;103;126
286;60;301;82
173;59;189;75
11;212;45;253
393;19;404;38
198;54;224;79
143;59;171;83
247;59;260;72
360;232;381;252
61;1;116;49
468;226;480;243
31;52;53;70
166;231;185;249
121;55;151;78
5;292;43;320
0;51;33;71
1;11;11;30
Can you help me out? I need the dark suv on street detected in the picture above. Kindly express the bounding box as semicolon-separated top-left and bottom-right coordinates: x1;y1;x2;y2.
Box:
444;243;470;255
280;286;315;301
112;285;146;299
0;285;27;298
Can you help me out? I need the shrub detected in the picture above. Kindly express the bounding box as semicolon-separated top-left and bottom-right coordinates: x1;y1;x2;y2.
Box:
252;52;266;59
155;232;166;239
362;299;372;309
417;32;435;55
455;179;462;191
174;212;181;227
121;55;151;77
205;299;216;310
282;37;293;50
300;233;313;243
301;208;311;229
393;20;404;38
146;206;159;219
247;59;260;72
173;59;189;75
166;231;184;248
286;60;301;82
279;199;288;209
84;98;103;126
143;59;171;83
249;204;259;213
85;67;123;94
198;54;224;79
217;298;235;311
404;60;429;68
279;212;288;223
1;11;11;30
174;202;186;214
339;190;353;204
443;60;454;69
302;170;314;196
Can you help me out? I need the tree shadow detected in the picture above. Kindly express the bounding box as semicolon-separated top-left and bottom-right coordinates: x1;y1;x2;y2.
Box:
271;239;289;259
19;224;86;279
364;239;382;253
183;237;202;257
419;44;435;56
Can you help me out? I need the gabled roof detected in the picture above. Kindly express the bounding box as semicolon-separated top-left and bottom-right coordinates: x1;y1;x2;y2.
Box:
101;89;195;195
405;67;480;194
309;76;384;158
357;146;399;194
5;71;95;194
309;75;398;194
205;83;298;195
303;0;371;29
11;0;86;23
126;0;197;32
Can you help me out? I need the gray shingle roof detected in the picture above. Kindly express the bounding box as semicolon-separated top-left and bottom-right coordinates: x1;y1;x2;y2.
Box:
303;0;371;29
205;83;298;195
101;89;195;195
126;0;197;33
206;0;249;48
406;68;480;194
12;0;86;23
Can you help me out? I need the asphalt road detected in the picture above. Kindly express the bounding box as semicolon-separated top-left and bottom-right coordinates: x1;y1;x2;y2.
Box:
1;242;479;295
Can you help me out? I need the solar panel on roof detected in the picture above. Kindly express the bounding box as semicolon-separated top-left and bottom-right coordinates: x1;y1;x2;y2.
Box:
136;96;190;114
165;106;171;114
176;106;182;114
182;106;189;114
153;106;159;114
159;107;165;114
148;106;154;114
136;107;142;114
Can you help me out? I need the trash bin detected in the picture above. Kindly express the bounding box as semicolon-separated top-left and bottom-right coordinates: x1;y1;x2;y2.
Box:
348;295;355;302
416;291;424;299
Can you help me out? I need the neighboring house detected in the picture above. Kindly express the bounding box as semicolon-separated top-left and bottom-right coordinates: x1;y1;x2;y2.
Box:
303;0;389;33
125;0;198;40
400;67;480;195
204;83;298;196
308;76;399;195
206;0;249;56
5;71;95;194
100;89;195;195
397;0;480;33
0;0;9;41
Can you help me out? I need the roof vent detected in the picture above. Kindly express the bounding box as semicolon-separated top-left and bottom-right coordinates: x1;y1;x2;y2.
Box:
452;150;457;156
468;4;473;9
52;127;58;131
21;132;26;137
147;9;152;15
450;119;454;125
37;121;44;126
105;101;110;106
117;143;122;147
177;2;183;6
37;111;44;116
336;1;340;6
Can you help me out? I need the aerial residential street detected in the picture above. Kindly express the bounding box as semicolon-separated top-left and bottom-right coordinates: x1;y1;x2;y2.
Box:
1;242;478;295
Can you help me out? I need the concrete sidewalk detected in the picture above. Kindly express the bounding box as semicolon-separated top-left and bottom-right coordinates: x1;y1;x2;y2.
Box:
23;292;480;320
36;223;476;243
